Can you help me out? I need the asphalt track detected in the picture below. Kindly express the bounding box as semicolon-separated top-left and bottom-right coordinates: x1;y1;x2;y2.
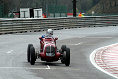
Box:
0;26;118;79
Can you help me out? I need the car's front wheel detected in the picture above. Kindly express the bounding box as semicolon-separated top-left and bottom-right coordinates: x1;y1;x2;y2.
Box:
61;47;70;66
30;46;35;65
27;44;33;62
64;48;70;66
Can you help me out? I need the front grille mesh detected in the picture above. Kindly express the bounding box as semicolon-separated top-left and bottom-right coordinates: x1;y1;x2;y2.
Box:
46;46;55;56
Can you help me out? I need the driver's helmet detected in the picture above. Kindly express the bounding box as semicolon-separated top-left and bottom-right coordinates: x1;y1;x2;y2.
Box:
46;29;53;35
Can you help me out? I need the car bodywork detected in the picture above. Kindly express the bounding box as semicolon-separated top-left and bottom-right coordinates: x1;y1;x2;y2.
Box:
27;37;70;66
39;37;61;62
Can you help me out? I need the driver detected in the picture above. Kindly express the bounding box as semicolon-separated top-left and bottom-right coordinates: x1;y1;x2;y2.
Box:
46;29;53;37
40;29;54;52
41;29;53;38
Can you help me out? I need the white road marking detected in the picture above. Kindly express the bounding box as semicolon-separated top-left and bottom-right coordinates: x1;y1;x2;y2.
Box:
68;42;82;46
86;37;112;38
46;65;51;69
6;50;14;54
74;42;82;45
0;66;50;70
0;66;80;71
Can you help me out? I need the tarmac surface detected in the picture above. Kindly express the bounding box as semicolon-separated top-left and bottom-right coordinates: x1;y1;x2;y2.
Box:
0;26;118;79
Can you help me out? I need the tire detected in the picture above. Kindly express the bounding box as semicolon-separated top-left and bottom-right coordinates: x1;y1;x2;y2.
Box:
61;45;66;52
27;44;33;62
30;46;35;65
60;49;65;64
64;48;70;66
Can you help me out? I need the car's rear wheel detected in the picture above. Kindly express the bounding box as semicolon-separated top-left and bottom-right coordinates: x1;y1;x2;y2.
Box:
27;44;33;62
64;48;70;66
30;46;35;65
61;45;66;52
60;45;66;64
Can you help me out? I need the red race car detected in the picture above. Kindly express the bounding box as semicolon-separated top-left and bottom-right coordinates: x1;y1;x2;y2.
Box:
27;37;70;66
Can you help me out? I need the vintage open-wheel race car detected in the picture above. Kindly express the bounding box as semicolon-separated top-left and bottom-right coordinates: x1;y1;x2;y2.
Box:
27;37;70;66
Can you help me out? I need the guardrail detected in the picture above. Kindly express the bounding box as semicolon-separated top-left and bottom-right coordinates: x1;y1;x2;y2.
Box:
0;16;118;35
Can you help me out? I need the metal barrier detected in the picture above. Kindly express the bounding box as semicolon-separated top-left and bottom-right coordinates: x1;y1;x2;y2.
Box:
0;16;118;34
